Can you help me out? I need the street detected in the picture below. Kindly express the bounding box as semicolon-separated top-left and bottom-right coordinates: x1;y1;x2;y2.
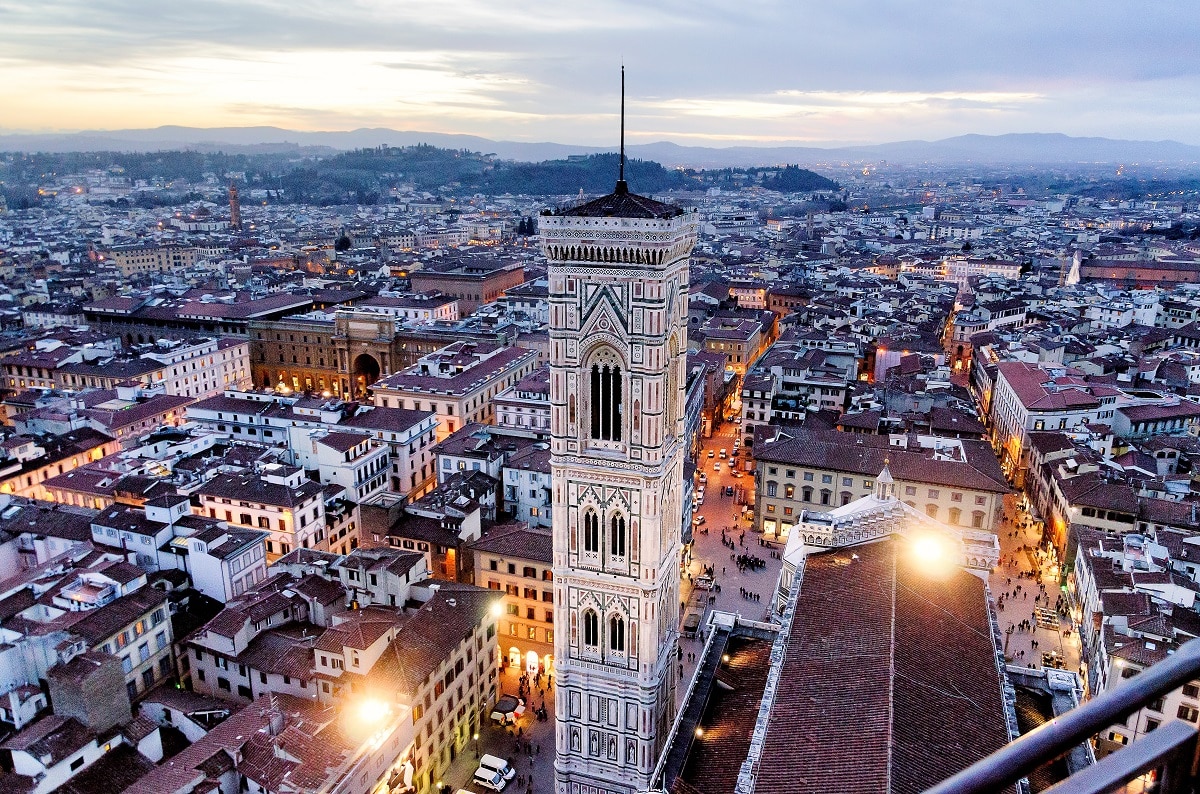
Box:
441;663;557;793
989;491;1083;674
677;421;784;699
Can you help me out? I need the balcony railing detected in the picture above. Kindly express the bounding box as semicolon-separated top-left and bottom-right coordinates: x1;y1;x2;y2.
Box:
925;638;1200;794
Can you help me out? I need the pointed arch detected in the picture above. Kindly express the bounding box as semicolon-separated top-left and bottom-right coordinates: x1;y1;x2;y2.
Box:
608;614;625;652
583;609;599;647
586;345;625;443
583;509;600;554
610;512;626;558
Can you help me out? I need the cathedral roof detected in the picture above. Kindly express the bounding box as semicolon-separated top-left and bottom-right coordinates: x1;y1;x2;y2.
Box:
555;182;685;220
754;537;1013;794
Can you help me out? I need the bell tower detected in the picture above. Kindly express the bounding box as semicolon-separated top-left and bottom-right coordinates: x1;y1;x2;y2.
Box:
228;180;242;232
542;69;698;794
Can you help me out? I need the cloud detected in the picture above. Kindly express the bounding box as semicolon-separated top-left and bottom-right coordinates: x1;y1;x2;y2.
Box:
1;0;1199;143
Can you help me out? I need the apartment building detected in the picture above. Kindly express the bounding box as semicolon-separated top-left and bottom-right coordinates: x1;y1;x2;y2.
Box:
355;292;459;323
371;342;539;440
193;463;326;561
101;244;201;277
286;427;390;503
502;445;552;528
470;523;555;674
698;316;768;376
0;427;119;501
988;362;1120;482
4;336;252;400
184;571;500;794
408;262;525;313
494;365;550;433
739;331;860;444
752;427;1009;541
187;390;438;498
68;585;174;703
1072;529;1200;754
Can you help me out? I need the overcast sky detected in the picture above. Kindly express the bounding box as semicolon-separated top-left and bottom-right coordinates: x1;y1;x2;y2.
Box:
2;1;1198;145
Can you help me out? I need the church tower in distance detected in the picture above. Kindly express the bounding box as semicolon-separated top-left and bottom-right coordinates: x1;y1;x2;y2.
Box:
541;73;698;794
228;180;242;232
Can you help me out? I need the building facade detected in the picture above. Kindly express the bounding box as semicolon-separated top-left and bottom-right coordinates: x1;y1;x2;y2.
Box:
542;180;697;794
371;342;540;440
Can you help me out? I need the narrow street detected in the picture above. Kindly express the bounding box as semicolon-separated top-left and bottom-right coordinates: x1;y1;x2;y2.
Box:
677;421;784;700
442;664;557;793
989;491;1083;674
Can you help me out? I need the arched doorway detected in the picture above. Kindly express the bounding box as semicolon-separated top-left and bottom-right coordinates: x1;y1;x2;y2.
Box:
508;646;521;668
352;353;381;397
526;650;539;675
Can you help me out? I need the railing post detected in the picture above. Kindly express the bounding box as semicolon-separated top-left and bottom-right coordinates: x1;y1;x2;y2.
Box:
925;639;1200;794
1156;723;1199;794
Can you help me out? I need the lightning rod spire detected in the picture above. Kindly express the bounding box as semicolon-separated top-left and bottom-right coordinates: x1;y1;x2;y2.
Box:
616;65;628;194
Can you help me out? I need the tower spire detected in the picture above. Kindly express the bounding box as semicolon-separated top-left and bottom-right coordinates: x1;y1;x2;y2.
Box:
616;64;628;195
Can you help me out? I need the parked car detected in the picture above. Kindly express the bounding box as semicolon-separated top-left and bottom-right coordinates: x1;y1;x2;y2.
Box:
713;462;721;472
693;514;706;525
707;450;715;458
725;486;735;496
719;448;727;458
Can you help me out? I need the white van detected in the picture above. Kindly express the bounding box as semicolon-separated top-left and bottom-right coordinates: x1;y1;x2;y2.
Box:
475;755;516;790
474;767;506;791
719;448;727;459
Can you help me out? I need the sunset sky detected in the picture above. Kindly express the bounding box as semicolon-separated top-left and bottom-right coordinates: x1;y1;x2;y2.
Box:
2;0;1198;145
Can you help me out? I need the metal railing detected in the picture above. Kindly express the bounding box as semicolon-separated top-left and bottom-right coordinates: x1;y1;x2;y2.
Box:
926;639;1200;794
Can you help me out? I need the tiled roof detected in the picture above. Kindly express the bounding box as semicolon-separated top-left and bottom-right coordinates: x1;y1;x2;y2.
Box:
555;186;684;219
1;715;94;764
196;471;322;509
995;362;1099;411
470;522;552;563
755;538;1011;794
675;635;773;794
68;586;167;644
341;406;434;434
753;428;1010;494
52;743;156;794
369;584;500;693
1119;400;1200;422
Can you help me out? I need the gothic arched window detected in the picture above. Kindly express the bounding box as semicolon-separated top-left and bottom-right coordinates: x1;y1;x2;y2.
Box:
609;615;625;653
583;510;600;554
583;609;598;647
610;514;626;558
589;360;623;442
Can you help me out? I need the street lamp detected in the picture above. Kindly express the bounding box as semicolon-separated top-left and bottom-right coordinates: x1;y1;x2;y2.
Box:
474;731;480;759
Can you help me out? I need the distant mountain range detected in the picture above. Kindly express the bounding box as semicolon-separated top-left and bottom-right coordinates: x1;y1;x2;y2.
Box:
2;127;1200;168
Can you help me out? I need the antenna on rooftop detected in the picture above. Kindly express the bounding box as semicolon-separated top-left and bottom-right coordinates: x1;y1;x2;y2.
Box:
616;64;628;195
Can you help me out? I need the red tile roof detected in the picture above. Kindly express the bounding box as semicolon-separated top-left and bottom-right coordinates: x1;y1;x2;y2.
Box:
754;538;1011;794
